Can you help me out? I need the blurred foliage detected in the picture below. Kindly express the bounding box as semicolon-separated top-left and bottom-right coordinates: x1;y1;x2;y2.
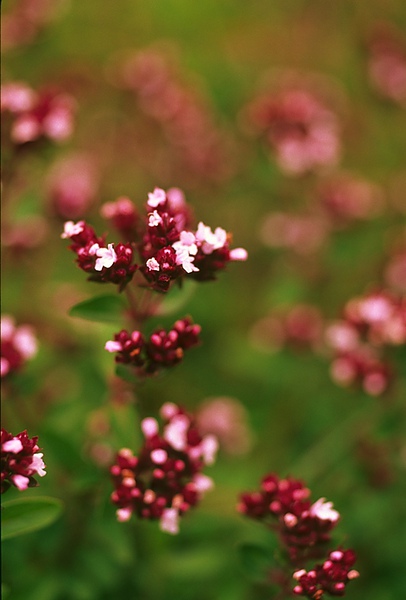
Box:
2;1;406;599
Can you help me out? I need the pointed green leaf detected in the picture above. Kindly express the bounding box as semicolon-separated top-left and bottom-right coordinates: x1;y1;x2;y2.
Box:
2;496;63;540
69;295;126;324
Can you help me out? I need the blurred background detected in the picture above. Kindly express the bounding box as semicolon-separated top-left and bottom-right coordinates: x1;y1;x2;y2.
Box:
2;1;406;598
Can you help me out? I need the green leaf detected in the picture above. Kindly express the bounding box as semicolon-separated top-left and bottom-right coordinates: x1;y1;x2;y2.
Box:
1;496;63;540
69;295;126;324
238;542;272;582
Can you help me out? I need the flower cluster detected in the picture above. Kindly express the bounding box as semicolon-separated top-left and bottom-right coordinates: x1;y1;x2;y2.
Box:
1;81;75;145
62;187;247;292
1;429;46;493
105;317;201;375
118;49;232;184
1;315;38;378
325;290;406;395
293;549;359;599
47;153;100;220
61;220;137;290
140;188;247;291
110;402;218;534
238;473;340;564
366;24;406;107
245;78;341;175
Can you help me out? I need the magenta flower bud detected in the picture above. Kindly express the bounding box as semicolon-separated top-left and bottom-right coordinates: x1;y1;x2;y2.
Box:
1;429;46;494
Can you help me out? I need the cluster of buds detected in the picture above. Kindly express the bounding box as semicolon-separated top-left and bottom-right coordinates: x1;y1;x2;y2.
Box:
366;24;406;107
105;317;201;375
293;549;359;599
118;49;232;184
1;429;46;493
1;81;75;146
62;187;247;293
110;402;218;534
325;290;406;396
238;473;340;564
1;315;38;378
316;174;384;225
238;473;358;597
245;78;341;175
61;220;136;290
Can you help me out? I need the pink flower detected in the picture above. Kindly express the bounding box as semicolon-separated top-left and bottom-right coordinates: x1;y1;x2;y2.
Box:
110;404;217;533
1;315;37;378
1;429;46;493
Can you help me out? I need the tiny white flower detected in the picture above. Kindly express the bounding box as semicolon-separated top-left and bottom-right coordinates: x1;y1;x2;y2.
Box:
147;187;166;208
94;243;117;271
148;210;163;227
310;497;340;522
146;257;160;271
61;220;85;239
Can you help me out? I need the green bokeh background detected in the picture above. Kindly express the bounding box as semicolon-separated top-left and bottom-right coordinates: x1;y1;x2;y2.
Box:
2;1;406;598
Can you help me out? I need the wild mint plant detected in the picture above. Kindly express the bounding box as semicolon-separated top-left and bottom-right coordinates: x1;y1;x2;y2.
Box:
238;473;359;598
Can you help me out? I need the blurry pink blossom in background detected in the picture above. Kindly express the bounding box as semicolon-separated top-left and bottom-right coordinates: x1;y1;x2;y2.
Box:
196;397;253;455
1;315;38;378
245;74;343;175
260;211;330;255
47;153;100;219
367;23;406;107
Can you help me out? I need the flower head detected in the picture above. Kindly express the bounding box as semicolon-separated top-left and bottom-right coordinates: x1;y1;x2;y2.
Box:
1;429;46;493
110;404;217;533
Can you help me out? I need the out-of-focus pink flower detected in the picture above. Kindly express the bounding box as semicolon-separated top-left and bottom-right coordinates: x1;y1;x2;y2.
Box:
293;548;359;598
1;315;38;378
196;397;253;455
317;174;384;224
260;211;330;255
2;82;76;145
245;74;343;175
1;0;64;51
47;154;100;220
385;249;406;292
367;24;406;107
325;289;405;396
251;305;324;353
114;48;233;184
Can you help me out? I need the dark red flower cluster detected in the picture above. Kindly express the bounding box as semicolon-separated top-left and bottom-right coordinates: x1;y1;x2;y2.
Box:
1;315;37;378
63;187;247;293
110;402;218;533
325;290;406;395
61;220;137;290
1;81;75;145
245;78;341;175
105;317;201;375
238;473;340;563
1;428;46;493
293;549;359;599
